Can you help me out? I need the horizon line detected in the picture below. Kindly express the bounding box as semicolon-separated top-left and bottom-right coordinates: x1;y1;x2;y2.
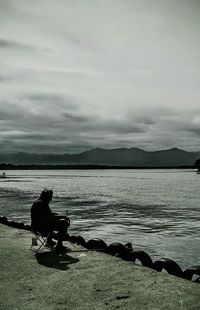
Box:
0;147;200;155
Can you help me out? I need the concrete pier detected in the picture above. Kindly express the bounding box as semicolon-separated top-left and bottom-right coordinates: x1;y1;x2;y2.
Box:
0;224;200;310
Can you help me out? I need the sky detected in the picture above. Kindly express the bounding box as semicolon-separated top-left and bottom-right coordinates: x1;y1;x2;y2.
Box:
0;0;200;154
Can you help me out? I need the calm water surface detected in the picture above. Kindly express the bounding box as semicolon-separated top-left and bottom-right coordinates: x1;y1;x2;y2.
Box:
0;169;200;268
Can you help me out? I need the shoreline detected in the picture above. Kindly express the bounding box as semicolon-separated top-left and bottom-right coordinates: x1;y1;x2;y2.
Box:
0;217;200;282
1;224;200;309
0;164;196;170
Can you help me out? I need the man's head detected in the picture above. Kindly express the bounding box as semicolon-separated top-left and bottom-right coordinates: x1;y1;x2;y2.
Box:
39;188;53;203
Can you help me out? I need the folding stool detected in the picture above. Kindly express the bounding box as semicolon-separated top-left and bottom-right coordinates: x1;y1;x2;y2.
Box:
31;230;54;253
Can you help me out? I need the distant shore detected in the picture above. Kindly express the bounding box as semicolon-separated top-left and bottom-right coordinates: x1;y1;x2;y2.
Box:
0;163;196;170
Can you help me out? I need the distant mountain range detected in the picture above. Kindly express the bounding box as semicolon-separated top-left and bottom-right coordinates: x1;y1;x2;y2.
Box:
0;147;200;167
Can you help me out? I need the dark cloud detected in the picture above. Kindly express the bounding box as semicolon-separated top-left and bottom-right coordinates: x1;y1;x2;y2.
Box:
27;93;78;111
0;100;199;153
97;119;150;134
0;1;200;152
63;112;91;123
0;102;27;120
187;128;200;136
0;38;34;50
0;94;200;153
0;76;9;82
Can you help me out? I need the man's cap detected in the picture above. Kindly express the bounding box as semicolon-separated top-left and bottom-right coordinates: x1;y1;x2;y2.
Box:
40;188;53;200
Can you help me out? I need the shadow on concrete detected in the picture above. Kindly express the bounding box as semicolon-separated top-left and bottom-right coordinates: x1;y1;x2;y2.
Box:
35;252;79;270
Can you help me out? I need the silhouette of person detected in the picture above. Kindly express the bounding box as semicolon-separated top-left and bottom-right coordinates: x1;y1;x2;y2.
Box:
31;189;70;252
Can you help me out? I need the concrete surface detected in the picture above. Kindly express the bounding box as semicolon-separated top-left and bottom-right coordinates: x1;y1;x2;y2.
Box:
0;224;200;310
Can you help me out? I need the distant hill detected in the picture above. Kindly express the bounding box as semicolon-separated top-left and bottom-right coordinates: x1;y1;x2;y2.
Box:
0;147;200;167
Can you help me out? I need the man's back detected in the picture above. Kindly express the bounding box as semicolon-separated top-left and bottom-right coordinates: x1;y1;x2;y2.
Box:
31;198;53;231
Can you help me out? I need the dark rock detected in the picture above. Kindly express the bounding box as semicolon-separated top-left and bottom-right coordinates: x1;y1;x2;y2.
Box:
129;250;153;268
153;258;183;278
86;238;107;250
24;224;31;231
74;235;87;246
107;242;130;260
183;266;200;281
0;216;8;224
70;235;80;244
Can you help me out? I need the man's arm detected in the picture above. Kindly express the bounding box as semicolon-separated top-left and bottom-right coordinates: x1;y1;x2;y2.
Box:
54;214;70;224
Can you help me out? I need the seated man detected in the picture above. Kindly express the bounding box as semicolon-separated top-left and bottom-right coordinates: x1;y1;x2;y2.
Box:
31;189;70;252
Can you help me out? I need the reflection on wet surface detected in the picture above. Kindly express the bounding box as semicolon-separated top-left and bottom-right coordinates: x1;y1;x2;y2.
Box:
0;169;200;268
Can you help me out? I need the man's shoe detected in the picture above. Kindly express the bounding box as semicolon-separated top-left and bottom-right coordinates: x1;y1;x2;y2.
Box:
46;240;56;248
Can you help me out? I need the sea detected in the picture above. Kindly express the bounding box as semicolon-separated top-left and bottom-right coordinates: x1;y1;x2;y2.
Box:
0;169;200;269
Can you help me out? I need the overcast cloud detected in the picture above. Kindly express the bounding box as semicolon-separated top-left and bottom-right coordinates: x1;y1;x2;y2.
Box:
0;0;200;153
